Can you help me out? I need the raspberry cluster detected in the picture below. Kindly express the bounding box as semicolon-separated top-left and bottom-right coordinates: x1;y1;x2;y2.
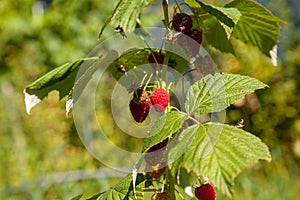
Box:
129;88;169;123
172;13;203;57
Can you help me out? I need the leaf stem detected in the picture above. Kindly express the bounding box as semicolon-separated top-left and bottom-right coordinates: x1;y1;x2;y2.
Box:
162;0;169;28
188;115;200;124
165;166;176;199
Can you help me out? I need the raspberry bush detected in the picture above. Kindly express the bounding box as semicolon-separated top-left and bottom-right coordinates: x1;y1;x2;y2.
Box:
24;0;282;199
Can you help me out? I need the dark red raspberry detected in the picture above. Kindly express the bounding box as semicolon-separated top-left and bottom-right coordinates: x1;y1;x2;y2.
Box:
150;88;169;112
178;29;203;57
151;192;171;200
129;99;150;123
189;29;203;44
195;183;216;200
172;13;193;32
145;138;168;166
148;52;165;70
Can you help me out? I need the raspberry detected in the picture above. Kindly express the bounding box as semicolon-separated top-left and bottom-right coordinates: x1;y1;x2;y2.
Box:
148;52;165;70
129;99;150;123
151;192;171;200
178;29;203;57
195;183;216;200
150;88;169;112
145;138;168;166
188;29;203;44
172;13;193;32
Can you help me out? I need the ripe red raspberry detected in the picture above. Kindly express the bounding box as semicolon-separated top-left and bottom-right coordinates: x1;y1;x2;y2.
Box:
148;52;165;70
151;192;171;200
177;29;203;57
129;99;150;123
145;138;168;166
195;183;216;200
172;13;193;32
150;88;169;112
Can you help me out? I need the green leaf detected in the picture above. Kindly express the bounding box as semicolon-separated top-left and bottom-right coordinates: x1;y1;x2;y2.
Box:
169;122;271;198
184;0;241;53
190;0;241;28
202;17;235;54
225;0;282;57
96;173;145;200
185;73;268;115
98;0;157;38
108;48;151;81
24;51;119;115
108;48;190;91
142;111;188;152
24;57;99;114
70;194;83;200
174;184;196;200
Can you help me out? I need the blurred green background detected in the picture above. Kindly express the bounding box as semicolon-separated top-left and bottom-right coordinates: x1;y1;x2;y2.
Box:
0;0;299;199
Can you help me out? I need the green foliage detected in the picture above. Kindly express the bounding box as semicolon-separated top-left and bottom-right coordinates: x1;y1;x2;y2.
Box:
3;0;298;199
108;48;151;82
98;0;157;38
186;0;281;57
142;111;189;151
225;0;282;56
0;0;121;199
185;73;268;115
190;0;241;28
24;57;98;114
95;174;145;200
83;71;271;199
202;17;235;54
169;122;271;198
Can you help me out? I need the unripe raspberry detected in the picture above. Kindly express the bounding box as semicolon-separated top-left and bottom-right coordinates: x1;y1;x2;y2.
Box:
195;183;216;200
150;88;169;112
172;13;193;32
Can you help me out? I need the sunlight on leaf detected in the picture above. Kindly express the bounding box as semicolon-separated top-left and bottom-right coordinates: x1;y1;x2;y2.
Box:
142;111;188;152
24;57;100;114
169;122;271;198
225;0;282;57
95;173;145;200
185;73;268;115
98;0;158;38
